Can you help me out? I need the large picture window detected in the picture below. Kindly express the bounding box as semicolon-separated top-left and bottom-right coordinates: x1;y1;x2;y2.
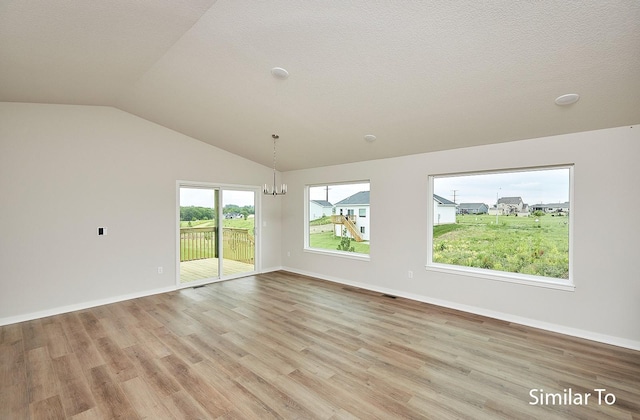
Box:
306;181;370;257
427;166;573;289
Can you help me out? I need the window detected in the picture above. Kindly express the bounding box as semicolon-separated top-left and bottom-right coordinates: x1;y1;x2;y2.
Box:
427;166;573;290
306;181;370;258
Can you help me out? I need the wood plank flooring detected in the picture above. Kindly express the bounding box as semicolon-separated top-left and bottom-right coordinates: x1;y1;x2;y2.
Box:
1;270;639;419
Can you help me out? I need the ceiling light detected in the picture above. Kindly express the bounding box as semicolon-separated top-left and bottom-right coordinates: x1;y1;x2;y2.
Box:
364;134;377;143
555;93;580;106
271;67;289;79
264;134;287;196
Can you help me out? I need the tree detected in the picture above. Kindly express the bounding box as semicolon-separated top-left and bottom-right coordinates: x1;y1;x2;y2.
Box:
180;206;215;221
223;204;254;216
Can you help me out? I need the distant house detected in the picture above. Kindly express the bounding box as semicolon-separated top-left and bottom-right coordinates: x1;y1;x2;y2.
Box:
433;194;457;225
487;196;528;216
333;191;370;241
488;196;531;216
458;203;489;214
531;202;570;214
224;212;244;219
309;199;333;221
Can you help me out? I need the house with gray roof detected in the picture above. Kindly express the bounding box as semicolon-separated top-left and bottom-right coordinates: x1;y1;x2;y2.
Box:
334;191;370;207
458;203;489;214
433;194;457;225
492;196;528;215
530;202;570;214
333;191;370;241
309;199;333;221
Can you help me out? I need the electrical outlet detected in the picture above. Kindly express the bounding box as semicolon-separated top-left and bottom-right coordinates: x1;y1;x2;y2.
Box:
408;270;413;279
287;251;291;257
158;266;163;274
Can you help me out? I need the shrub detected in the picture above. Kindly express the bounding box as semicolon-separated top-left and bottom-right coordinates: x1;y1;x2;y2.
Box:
336;229;355;252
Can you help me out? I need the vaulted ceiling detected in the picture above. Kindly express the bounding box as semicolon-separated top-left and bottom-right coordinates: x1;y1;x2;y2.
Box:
1;1;639;170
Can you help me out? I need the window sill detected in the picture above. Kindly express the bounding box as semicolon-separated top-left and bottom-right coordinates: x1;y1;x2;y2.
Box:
425;263;575;291
304;247;370;262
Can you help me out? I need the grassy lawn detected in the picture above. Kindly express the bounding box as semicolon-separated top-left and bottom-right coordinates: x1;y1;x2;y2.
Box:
433;214;569;279
180;218;255;230
310;216;332;226
309;231;370;254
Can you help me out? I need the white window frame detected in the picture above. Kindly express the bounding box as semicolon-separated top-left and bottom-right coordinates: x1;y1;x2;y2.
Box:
426;165;575;291
304;181;371;261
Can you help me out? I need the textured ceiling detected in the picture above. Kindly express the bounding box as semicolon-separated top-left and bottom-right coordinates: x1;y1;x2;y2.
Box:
1;0;639;170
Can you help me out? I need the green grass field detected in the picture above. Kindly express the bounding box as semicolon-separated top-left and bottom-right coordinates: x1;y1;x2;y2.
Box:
433;214;569;278
310;216;332;226
309;231;370;254
180;218;255;230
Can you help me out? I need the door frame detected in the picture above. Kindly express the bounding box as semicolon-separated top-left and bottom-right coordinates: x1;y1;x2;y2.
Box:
176;181;261;289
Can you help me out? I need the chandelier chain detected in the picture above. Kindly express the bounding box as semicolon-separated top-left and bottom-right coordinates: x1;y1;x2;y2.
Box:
273;137;277;172
264;134;286;195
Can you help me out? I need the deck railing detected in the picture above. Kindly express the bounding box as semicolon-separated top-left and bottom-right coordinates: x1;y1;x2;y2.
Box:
223;228;255;265
330;214;358;224
180;227;254;264
329;214;363;242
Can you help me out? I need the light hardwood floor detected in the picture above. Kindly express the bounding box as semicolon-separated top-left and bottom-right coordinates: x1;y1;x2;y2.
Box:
1;271;639;419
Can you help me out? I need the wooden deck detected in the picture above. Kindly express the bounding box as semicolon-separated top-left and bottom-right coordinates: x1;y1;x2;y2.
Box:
179;258;254;283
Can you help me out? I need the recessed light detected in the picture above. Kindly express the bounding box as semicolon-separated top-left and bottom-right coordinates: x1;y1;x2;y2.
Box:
364;134;377;143
555;93;580;106
271;67;289;79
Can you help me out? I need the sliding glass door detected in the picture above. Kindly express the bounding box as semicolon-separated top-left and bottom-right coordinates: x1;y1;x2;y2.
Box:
221;189;255;277
178;183;257;286
179;186;219;284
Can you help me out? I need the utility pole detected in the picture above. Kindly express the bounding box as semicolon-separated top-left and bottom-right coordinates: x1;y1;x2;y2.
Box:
496;187;501;225
451;190;459;204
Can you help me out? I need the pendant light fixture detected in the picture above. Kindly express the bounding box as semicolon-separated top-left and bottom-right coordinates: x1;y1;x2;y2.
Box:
264;134;287;196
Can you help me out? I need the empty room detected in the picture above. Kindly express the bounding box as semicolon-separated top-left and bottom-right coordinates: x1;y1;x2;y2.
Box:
1;1;639;418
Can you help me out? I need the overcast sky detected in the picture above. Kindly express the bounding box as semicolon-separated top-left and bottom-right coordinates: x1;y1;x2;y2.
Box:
309;182;370;204
180;188;255;207
434;168;570;205
181;183;370;207
180;170;567;208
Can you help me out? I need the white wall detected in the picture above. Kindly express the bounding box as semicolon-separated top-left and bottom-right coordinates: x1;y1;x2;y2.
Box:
309;201;331;220
434;202;456;225
0;103;282;323
357;207;370;241
281;125;640;349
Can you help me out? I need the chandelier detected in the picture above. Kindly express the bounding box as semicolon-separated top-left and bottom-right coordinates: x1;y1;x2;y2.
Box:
264;134;287;196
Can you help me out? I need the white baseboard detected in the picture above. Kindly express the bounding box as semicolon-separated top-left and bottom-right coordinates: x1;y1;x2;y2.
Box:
0;285;175;326
5;266;638;352
282;266;640;351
